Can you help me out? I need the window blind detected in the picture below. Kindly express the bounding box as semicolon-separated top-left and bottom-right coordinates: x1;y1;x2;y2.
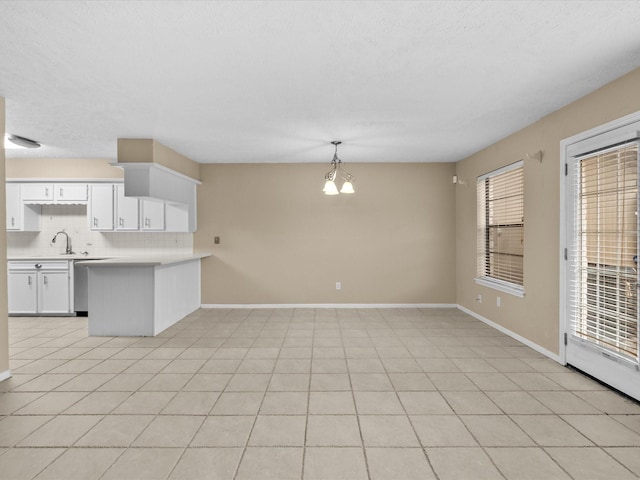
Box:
568;142;638;360
477;162;524;288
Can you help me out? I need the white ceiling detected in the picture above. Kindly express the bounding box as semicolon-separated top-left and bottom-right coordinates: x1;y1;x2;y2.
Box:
1;1;640;164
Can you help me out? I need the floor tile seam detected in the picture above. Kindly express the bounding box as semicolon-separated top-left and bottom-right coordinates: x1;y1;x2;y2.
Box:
300;311;316;480
94;444;136;480
554;413;631;447
2;409;74;448
477;445;522;480
344;318;376;480
71;407;152;449
0;391;48;415
228;315;286;480
592;445;640;477
540;445;634;480
12;444;70;480
199;320;267;412
387;352;441;479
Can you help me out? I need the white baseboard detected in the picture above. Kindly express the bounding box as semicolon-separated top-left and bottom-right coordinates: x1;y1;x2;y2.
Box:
457;304;562;363
201;303;458;309
0;369;12;383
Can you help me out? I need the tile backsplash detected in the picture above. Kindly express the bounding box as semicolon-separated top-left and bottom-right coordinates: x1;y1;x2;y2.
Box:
7;205;193;257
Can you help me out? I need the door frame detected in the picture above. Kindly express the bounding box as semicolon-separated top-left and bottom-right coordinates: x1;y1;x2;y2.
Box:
560;110;640;367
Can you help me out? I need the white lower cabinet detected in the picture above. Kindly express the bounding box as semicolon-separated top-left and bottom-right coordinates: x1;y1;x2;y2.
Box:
8;261;72;315
39;271;71;314
7;271;37;314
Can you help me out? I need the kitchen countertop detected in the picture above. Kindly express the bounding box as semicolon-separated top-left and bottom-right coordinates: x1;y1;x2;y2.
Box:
75;252;211;267
8;255;108;261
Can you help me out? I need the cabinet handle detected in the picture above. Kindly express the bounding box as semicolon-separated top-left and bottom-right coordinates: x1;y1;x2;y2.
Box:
28;276;31;286
119;217;124;227
11;217;15;227
145;217;150;227
34;263;42;269
45;187;49;197
93;217;98;227
59;187;63;198
43;275;48;286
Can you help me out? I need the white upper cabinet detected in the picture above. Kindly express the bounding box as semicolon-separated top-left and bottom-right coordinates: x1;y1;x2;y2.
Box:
115;184;139;231
6;183;41;231
21;183;54;201
140;199;165;231
20;183;88;203
55;183;88;202
6;183;22;230
89;184;114;231
165;202;189;232
7;180;193;233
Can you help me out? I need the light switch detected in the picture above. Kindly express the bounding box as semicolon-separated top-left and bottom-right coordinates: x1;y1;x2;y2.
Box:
214;236;220;245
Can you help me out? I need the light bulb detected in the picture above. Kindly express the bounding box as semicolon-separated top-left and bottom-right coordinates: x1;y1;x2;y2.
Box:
323;180;339;195
340;181;354;194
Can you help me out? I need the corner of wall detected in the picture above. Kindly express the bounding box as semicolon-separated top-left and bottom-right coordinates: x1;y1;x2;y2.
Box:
0;97;9;376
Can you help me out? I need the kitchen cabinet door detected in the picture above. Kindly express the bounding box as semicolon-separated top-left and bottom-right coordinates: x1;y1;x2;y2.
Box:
115;185;139;230
6;183;21;230
89;184;114;231
21;183;54;201
165;202;189;232
140;199;165;231
38;271;70;314
55;183;88;202
8;271;37;314
6;184;41;231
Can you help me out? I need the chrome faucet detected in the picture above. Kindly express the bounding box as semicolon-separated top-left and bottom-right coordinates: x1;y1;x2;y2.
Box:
52;231;73;255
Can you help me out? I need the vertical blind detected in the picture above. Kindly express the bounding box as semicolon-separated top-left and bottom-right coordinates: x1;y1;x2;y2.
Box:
569;142;638;360
477;162;524;287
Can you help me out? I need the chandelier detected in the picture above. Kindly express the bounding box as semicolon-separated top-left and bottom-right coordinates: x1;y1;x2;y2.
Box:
323;141;355;195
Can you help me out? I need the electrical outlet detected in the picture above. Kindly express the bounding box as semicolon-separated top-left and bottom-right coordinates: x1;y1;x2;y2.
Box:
476;294;482;303
336;282;342;290
496;296;501;307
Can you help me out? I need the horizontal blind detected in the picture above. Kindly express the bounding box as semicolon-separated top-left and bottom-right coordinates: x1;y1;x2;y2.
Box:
477;162;524;286
569;142;638;360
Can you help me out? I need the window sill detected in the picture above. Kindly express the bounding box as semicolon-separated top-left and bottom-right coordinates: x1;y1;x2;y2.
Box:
475;277;525;298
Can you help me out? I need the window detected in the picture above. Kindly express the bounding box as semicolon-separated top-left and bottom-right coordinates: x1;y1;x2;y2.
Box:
476;161;525;296
573;142;638;359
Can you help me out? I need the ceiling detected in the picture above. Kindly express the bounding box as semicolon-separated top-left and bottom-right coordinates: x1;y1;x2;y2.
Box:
1;1;640;164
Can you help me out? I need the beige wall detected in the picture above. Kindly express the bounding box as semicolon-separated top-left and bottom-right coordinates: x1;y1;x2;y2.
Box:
6;158;122;179
0;98;8;375
195;162;456;304
117;139;200;181
456;67;640;355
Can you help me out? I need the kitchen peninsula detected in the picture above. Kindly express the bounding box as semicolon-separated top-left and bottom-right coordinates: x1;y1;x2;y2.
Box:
77;253;210;336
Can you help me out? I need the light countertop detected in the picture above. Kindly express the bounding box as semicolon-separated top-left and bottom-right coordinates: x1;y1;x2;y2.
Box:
74;252;211;267
8;255;108;261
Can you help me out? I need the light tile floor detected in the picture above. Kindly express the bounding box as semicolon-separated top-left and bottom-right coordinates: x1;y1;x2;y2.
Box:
1;308;639;479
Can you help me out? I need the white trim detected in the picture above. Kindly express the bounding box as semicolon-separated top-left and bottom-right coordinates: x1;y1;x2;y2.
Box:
477;159;523;182
201;303;457;309
7;178;123;183
0;370;12;382
559;109;640;366
474;277;525;298
110;162;202;185
457;305;562;363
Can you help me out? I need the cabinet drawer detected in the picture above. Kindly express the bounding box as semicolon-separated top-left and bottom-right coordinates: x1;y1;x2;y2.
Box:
9;260;70;271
